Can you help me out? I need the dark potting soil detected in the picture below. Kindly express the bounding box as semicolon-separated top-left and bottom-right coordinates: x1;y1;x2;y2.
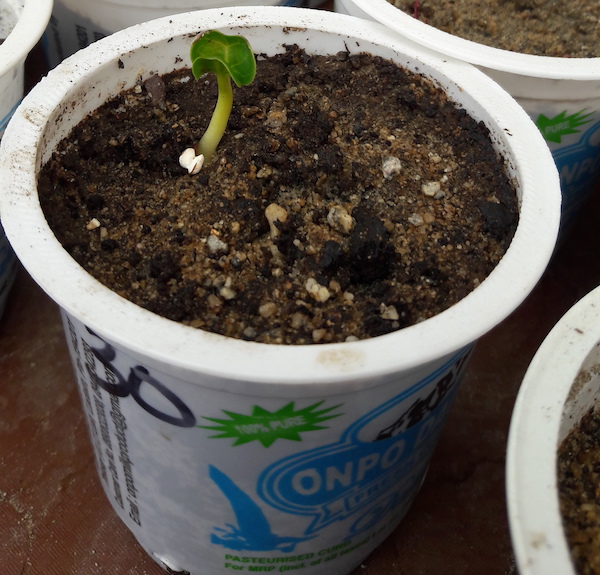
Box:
39;46;518;345
393;0;600;58
558;404;600;574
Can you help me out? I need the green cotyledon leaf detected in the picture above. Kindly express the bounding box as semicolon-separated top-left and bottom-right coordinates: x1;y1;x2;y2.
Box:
536;110;594;144
190;30;256;87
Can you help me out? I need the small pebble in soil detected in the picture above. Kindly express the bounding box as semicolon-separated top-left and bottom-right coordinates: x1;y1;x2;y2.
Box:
381;155;403;179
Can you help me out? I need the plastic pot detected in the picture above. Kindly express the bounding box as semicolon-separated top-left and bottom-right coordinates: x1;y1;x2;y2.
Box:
0;0;52;320
507;285;600;575
335;0;600;236
0;7;560;574
0;0;52;136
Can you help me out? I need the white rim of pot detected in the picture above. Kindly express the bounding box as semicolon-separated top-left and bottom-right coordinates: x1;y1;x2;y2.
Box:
340;0;600;81
98;0;282;6
0;7;560;386
0;0;52;78
506;286;600;575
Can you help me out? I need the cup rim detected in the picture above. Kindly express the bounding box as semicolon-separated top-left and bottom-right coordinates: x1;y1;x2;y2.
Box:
0;7;561;385
0;0;53;78
339;0;600;81
506;286;600;575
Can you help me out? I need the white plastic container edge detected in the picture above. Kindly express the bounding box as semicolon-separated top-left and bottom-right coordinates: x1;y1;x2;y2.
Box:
0;0;52;319
0;7;560;388
334;0;600;233
507;286;600;575
334;0;600;84
0;0;53;134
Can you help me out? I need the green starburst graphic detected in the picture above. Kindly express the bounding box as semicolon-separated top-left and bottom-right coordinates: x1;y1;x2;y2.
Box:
199;401;343;447
536;110;594;144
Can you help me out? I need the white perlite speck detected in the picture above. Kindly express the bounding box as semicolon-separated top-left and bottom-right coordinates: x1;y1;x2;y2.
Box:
265;203;288;239
408;214;424;226
305;278;330;303
86;218;101;230
382;156;402;179
207;234;228;255
421;181;441;197
380;304;399;321
327;205;354;234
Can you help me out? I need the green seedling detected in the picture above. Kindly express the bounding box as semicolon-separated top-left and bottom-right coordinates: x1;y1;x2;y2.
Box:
179;30;256;174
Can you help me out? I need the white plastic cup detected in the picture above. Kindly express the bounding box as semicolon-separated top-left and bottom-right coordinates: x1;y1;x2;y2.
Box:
507;286;600;575
335;0;600;235
0;7;560;575
0;0;52;137
0;0;52;319
44;0;306;69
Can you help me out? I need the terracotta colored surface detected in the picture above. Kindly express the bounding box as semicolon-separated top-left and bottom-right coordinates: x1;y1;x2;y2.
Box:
2;38;600;575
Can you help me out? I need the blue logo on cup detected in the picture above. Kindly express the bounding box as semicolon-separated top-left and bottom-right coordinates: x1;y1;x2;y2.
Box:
554;121;600;225
209;349;471;551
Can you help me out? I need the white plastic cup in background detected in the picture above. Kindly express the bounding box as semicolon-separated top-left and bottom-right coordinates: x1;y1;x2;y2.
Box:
335;0;600;236
0;0;52;320
507;285;600;575
0;7;560;575
0;0;52;137
0;0;23;136
44;0;308;69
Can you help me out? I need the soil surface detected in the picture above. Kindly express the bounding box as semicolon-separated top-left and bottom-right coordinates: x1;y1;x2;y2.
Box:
394;0;600;58
559;405;600;574
39;46;518;345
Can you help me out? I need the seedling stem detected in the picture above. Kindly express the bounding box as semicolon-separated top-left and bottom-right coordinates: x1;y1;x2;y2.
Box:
179;30;256;174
